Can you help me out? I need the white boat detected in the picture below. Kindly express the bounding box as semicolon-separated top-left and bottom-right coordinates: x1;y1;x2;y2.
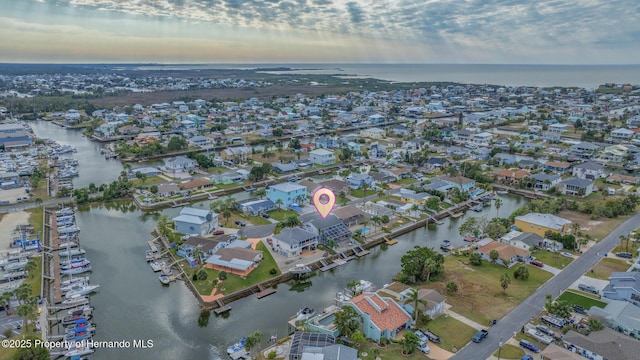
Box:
295;307;315;322
65;284;100;299
61;295;89;307
496;190;509;195
149;260;162;272
61;275;90;287
159;275;170;285
58;248;85;257
66;305;94;315
61;264;92;275
289;264;312;274
440;240;452;251
61;281;90;293
227;337;249;360
354;279;377;293
61;258;91;269
64;346;94;357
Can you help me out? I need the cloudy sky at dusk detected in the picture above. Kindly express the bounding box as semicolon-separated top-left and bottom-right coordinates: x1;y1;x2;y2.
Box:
1;0;639;64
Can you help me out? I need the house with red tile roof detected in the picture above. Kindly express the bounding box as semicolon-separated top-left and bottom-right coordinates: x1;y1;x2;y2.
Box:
344;292;412;342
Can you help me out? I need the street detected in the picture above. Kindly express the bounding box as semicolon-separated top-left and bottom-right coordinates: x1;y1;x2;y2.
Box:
451;211;640;360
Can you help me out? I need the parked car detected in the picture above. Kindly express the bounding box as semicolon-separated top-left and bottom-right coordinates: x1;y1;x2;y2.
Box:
472;329;489;343
616;252;633;259
578;283;599;294
413;330;428;343
417;342;430;354
519;339;540;353
235;220;246;227
266;237;273;246
212;229;225;235
530;260;544;268
261;213;270;219
521;355;533;360
423;329;441;344
561;252;574;259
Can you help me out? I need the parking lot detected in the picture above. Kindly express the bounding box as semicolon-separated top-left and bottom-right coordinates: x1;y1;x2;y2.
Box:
0;314;23;338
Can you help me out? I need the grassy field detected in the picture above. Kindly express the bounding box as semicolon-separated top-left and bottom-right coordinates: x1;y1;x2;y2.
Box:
351;189;377;198
587;257;630;280
558;210;631;241
192;242;281;296
356;341;425;360
26;207;44;240
268;209;299;221
432;256;553;326
22;256;43;299
531;249;573;268
557;290;606;309
394;178;417;185
422;314;477;352
493;344;525;359
131;175;166;187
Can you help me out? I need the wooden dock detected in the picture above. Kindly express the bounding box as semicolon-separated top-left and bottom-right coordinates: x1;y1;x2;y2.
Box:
214;299;231;314
450;212;464;219
354;245;370;257
319;259;340;272
148;240;159;253
53;253;62;304
52;219;58;250
384;237;398;245
256;284;277;299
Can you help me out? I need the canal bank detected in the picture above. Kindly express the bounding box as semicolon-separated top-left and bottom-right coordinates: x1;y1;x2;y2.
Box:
72;195;525;360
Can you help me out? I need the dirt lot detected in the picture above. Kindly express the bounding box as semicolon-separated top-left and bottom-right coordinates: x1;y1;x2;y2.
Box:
557;210;630;241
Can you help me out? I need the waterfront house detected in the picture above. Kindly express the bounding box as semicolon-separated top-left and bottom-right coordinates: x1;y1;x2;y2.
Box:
267;183;307;208
514;213;572;237
556;177;594;197
238;199;276;216
343;292;412;343
602;272;640;307
220;146;251;164
345;173;373;189
173;207;218;236
562;328;640;360
570;142;600;160
177;235;230;266
205;247;263;276
309;148;336;166
600;144;629;163
589;300;640;339
476;240;531;267
164;156;197;174
396;189;431;205
299;213;352;245
494;169;531;184
528;173;562;190
443;175;477;194
572;161;605;180
399;287;446;319
500;231;544;251
360;127;385;139
156;183;181;198
332;205;368;227
272;228;318;258
180;177;214;191
272;162;298;173
544;161;571;173
611;128;635;141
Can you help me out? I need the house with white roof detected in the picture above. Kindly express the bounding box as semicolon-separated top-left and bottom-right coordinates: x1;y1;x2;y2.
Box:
164;156;197;174
172;207;218;236
309;148;335;166
611;128;635;141
514;213;572;237
267;183;307;208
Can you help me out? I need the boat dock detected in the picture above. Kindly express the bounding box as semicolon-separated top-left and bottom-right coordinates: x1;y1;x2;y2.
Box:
256;284;277;299
214;299;231;314
354;245;370;257
384;237;398;245
53;253;62;304
339;252;354;262
318;259;340;272
148;240;159;253
450;212;464;219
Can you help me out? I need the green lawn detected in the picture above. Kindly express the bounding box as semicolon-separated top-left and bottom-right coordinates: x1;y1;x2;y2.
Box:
557;290;606;309
422;314;477;352
432;256;553;326
357;340;424;360
351;189;377;198
493;344;525;359
269;209;299;221
26;207;44;241
587;257;630;280
193;242;281;296
394;178;416;185
532;249;574;268
131;175;167;187
243;215;272;226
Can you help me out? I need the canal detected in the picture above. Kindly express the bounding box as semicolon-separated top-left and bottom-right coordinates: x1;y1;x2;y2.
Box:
75;195;526;360
27;119;529;358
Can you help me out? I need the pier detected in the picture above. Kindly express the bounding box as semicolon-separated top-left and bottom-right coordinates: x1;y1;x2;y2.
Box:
354;245;370;257
214;299;231;314
256;284;277;299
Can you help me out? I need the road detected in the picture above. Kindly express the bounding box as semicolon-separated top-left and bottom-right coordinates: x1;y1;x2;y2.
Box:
451;211;640;360
0;197;73;213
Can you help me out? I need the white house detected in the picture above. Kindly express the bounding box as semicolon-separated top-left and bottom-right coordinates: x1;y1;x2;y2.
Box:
164;156;198;174
572;161;605;180
611;128;635;141
173;207;218;236
309;148;336;166
472;132;493;146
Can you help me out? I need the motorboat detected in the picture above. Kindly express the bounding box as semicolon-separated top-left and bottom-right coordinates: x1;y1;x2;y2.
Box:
63;318;94;333
61;315;92;326
61;258;91;269
353;280;377;293
64;327;94;342
61;295;89;307
57;207;75;216
58;248;85;258
146;250;155;262
61;264;92;275
149;260;162;272
469;203;483;212
289;264;312;275
463;235;476;242
496;190;509;195
64;345;94;358
295;307;315;322
440;240;452;251
227;337;249;360
65;284;100;299
159;275;170;285
61;281;90;293
61;275;90;287
66;305;94;315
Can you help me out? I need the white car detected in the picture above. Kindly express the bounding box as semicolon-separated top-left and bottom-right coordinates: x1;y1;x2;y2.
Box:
413;330;428;343
561;252;573;259
418;342;430;354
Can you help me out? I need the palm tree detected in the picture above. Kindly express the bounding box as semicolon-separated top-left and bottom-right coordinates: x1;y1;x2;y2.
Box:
404;288;427;324
0;291;12;315
410;204;420;218
346;280;360;295
361;182;369;198
500;272;511;293
222;208;232;225
275;198;284;214
494;198;503;218
281;216;301;228
192;247;203;265
371;215;381;232
15;283;31;305
244;330;262;359
23;259;37;278
254;188;267;199
399;331;421;355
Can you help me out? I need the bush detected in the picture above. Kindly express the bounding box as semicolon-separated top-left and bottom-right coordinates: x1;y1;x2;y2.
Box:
513;265;530;280
197;270;208;281
218;271;228;280
269;268;278;275
469;252;483;266
268;351;277;359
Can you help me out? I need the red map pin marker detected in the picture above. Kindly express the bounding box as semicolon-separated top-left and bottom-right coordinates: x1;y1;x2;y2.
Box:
312;187;336;218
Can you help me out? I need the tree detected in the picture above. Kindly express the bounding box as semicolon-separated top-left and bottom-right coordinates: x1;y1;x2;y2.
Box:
489;249;500;263
333;306;361;338
399;331;421;355
23;259;37;278
494;198;503;217
15;283;31;305
167;136;188;151
218;271;228;280
400;246;445;284
410;204;420;218
513;265;530;280
135;171;147;184
469;252;483;266
281;215;301;228
254;188;267;199
244;330;262;358
424;197;440;211
446;281;458;294
11;335;49;360
275;198;284;212
500;273;511;293
222;208;232;225
346;280;361;295
371;215;382;232
196;269;208;281
458;217;481;238
0;291;12;315
404;288;427;323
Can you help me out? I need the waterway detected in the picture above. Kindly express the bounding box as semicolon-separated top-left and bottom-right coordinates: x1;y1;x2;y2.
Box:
26;119;530;358
74;194;526;360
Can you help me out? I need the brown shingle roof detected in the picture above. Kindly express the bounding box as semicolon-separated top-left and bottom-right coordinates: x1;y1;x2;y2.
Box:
216;247;262;262
478;241;530;259
349;293;410;332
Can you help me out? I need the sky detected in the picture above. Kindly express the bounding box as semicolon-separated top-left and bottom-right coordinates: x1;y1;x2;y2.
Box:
1;0;639;64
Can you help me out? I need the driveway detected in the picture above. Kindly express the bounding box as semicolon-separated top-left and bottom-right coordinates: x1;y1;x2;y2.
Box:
238;224;276;238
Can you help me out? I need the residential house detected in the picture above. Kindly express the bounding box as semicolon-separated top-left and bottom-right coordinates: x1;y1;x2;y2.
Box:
602;272;640;307
180;177;214;191
443;176;478;194
318;179;350;196
454;129;474;144
396;189;431;205
220;146;251;164
500;231;544;250
570;142;600;160
272;228;318;258
272;162;299;173
345;173;374;189
172;207;218;236
423;180;454;193
391;125;411;136
309;149;336;166
589;300;640;339
177;235;229;265
562;328;640;360
189;135;212;147
205;247;263;276
476;240;531;267
514;213;572;237
425;157;450;170
557;177;594;197
267;183;307;208
287;332;340;360
600;144;629;163
315;136;338;149
164;156;198;174
298;344;358;360
238;199;276;216
369;172;397;187
156;183;181;198
572;161;605;179
343;293;412;343
611;128;635;141
347;141;361;152
539;344;585;360
332;205;368;227
528;173;562;190
299;213;352;244
368;142;387;158
472;132;493;146
494;169;531;184
544;161;572;173
399;288;446;319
